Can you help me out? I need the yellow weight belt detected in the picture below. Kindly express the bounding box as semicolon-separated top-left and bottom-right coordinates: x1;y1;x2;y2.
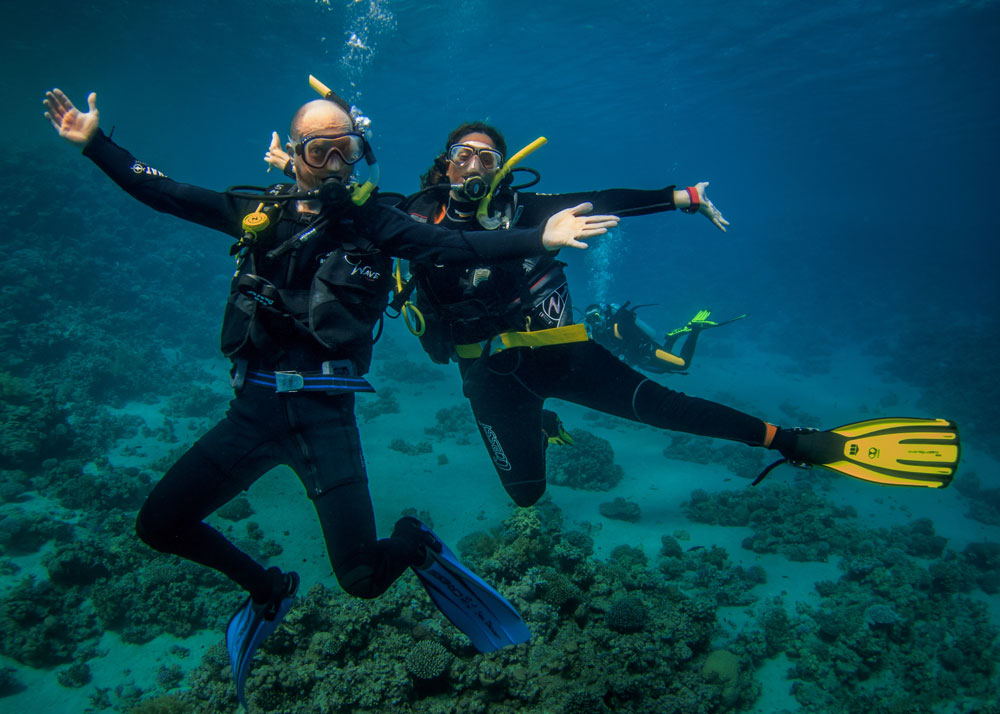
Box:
455;323;590;359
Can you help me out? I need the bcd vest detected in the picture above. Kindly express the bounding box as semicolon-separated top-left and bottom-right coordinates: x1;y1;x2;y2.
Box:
403;191;569;360
221;211;393;369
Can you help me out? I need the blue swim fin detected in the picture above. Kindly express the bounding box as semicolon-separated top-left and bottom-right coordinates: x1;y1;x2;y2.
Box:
403;518;530;652
226;571;299;708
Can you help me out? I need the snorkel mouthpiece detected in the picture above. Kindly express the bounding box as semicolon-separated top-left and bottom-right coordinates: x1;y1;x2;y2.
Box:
476;136;547;229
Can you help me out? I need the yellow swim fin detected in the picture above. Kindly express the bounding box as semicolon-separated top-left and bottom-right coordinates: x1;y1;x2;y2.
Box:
754;417;960;488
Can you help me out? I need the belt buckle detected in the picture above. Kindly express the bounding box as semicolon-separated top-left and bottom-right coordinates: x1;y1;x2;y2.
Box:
274;371;305;393
321;359;354;377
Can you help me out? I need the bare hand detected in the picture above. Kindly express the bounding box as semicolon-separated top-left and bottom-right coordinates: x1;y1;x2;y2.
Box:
542;202;619;251
44;89;99;146
694;181;729;233
265;130;292;173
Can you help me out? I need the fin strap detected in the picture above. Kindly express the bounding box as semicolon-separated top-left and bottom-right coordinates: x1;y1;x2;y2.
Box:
751;458;788;486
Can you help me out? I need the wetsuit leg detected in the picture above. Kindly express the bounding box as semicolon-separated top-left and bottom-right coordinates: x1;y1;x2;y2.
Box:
525;341;768;444
672;329;702;370
135;387;286;601
279;391;422;599
311;483;420;598
459;350;547;507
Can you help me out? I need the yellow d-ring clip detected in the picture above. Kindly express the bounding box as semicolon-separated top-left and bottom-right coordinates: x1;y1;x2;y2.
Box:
392;260;425;336
403;302;425;336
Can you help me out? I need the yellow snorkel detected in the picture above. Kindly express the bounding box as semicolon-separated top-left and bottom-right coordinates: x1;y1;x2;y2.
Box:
309;73;334;100
308;74;379;206
476;136;547;229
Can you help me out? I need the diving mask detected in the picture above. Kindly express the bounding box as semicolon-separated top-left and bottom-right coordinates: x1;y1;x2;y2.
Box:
295;133;368;169
448;144;504;172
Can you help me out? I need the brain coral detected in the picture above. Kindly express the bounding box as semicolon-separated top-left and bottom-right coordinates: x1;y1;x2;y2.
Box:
606;596;648;634
404;640;452;680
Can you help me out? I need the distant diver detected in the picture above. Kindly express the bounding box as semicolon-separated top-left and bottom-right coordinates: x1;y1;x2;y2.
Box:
583;302;747;374
44;78;617;706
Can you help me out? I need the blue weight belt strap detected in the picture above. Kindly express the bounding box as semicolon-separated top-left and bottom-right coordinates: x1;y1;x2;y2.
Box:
245;369;375;394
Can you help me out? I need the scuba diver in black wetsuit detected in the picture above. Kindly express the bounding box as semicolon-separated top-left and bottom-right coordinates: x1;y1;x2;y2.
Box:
44;86;616;687
264;122;961;506
378;122;771;507
583;303;747;374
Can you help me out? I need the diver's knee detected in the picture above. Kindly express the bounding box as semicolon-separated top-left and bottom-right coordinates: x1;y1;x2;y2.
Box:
335;566;386;600
135;504;172;552
507;480;546;508
631;378;683;423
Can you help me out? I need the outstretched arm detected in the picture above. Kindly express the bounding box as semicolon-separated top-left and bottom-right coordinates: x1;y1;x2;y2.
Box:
517;182;728;232
43;87;245;237
372;201;617;265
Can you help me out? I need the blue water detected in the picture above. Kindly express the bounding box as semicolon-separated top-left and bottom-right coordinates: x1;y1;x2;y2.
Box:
3;0;999;711
11;0;998;323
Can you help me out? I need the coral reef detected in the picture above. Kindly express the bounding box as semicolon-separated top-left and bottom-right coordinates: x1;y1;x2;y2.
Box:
148;503;761;713
605;596;648;633
163;383;228;421
56;662;92;688
0;470;32;503
547;429;624;491
685;482;859;562
423;403;476;441
215;496;253;522
389;438;434;456
0;665;25;697
1;161;996;712
954;471;1000;526
356;388;400;421
662;433;767;479
687;484;1000;713
0;508;74;555
599;496;641;522
404;640;453;679
659;545;766;607
877;319;1000;458
127;694;193;714
702;649;742;708
0;575;101;666
374;356;447;385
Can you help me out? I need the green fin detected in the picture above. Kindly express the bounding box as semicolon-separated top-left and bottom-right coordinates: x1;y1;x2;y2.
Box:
668;309;747;337
820;417;959;488
690;310;747;329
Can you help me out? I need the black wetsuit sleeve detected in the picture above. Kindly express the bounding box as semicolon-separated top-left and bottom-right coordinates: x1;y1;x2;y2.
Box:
515;187;678;227
366;203;547;264
81;129;245;238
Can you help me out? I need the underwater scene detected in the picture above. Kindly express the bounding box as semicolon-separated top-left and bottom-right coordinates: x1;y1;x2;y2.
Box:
2;0;999;712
